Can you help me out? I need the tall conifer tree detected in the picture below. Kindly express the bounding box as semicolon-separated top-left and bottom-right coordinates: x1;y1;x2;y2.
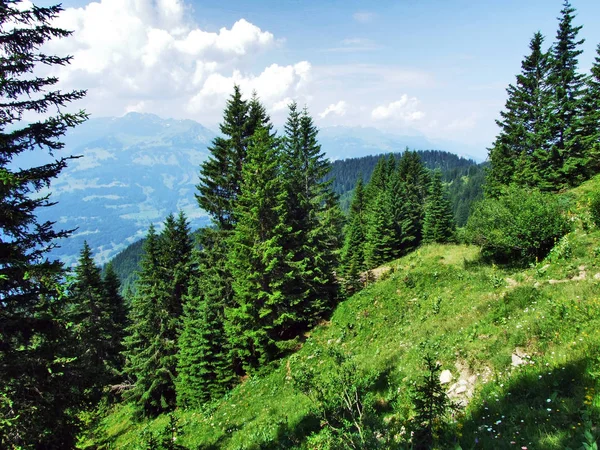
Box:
123;225;164;415
580;44;600;177
281;104;341;324
102;262;128;373
176;235;233;407
69;242;114;403
547;0;586;187
123;213;192;416
196;86;271;230
487;32;551;193
341;177;368;292
422;171;456;244
364;190;396;268
396;150;429;254
0;2;87;446
225;128;290;372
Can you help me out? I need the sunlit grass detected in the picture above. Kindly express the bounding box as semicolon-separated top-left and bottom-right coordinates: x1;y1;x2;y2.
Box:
86;175;600;449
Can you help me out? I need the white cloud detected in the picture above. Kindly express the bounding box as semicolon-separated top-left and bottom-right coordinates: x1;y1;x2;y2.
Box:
319;101;348;118
353;11;376;23
187;62;311;114
371;95;425;122
43;0;304;124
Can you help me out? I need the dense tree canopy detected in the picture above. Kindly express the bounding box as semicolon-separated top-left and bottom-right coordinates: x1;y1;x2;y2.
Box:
0;1;87;447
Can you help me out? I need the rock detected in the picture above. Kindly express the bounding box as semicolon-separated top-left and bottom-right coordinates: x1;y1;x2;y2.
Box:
512;353;524;367
455;385;467;394
534;282;541;288
440;370;453;384
594;273;600;280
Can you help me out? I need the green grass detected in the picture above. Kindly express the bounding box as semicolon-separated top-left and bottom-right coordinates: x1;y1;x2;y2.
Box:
84;175;600;449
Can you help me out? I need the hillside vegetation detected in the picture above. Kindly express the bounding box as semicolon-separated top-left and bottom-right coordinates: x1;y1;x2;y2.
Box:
108;150;483;295
85;175;600;449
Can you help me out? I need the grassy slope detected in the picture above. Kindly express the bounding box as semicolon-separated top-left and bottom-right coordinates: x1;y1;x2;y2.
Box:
88;176;600;449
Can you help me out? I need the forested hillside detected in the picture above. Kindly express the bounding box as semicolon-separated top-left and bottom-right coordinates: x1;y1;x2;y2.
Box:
108;151;484;294
3;1;600;449
327;151;485;224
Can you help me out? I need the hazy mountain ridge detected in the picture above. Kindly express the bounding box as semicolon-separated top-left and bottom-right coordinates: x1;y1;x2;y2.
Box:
39;113;481;265
39;113;216;265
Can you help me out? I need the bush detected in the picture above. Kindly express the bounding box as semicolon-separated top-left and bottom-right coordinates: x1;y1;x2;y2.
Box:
590;191;600;228
465;186;571;264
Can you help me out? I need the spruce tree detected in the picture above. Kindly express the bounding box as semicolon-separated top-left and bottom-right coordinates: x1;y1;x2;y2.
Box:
123;213;192;417
176;233;234;407
0;2;87;446
365;155;392;202
69;242;114;403
281;104;341;325
580;44;600;177
196;86;271;230
396;150;429;254
225;128;290;372
422;171;456;244
103;262;128;373
123;224;163;415
487;32;552;193
341;176;368;286
364;190;396;268
547;0;586;187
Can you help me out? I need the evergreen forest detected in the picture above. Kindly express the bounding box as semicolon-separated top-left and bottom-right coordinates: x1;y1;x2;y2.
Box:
2;1;600;449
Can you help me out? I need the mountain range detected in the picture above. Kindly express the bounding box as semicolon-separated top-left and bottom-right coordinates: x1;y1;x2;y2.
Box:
30;113;482;265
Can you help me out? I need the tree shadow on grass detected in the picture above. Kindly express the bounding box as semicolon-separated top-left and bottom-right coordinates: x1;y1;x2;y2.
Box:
457;357;600;450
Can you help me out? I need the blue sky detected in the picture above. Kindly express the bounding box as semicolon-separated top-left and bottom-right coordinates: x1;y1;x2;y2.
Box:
38;0;600;159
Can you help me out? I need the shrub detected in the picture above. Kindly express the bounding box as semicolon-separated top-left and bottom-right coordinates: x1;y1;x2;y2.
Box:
590;191;600;228
465;186;571;264
291;349;383;448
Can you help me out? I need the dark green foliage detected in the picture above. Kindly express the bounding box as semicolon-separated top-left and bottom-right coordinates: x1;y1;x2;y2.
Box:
396;150;430;253
103;262;128;373
196;85;271;230
281;104;342;325
177;231;234;408
487;32;552;194
124;213;193;416
123;225;165;415
69;242;118;403
466;186;571;263
547;1;586;187
329;150;482;227
225;127;290;371
487;1;600;193
447;164;485;226
580;44;600;178
411;355;457;449
422;171;456;244
0;1;87;447
106;238;145;295
326;150;476;197
364;191;396;268
341;177;367;292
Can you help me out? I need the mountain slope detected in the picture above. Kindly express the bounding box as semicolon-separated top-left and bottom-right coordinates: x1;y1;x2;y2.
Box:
35;113;215;265
86;176;600;449
107;150;484;293
32;115;480;266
